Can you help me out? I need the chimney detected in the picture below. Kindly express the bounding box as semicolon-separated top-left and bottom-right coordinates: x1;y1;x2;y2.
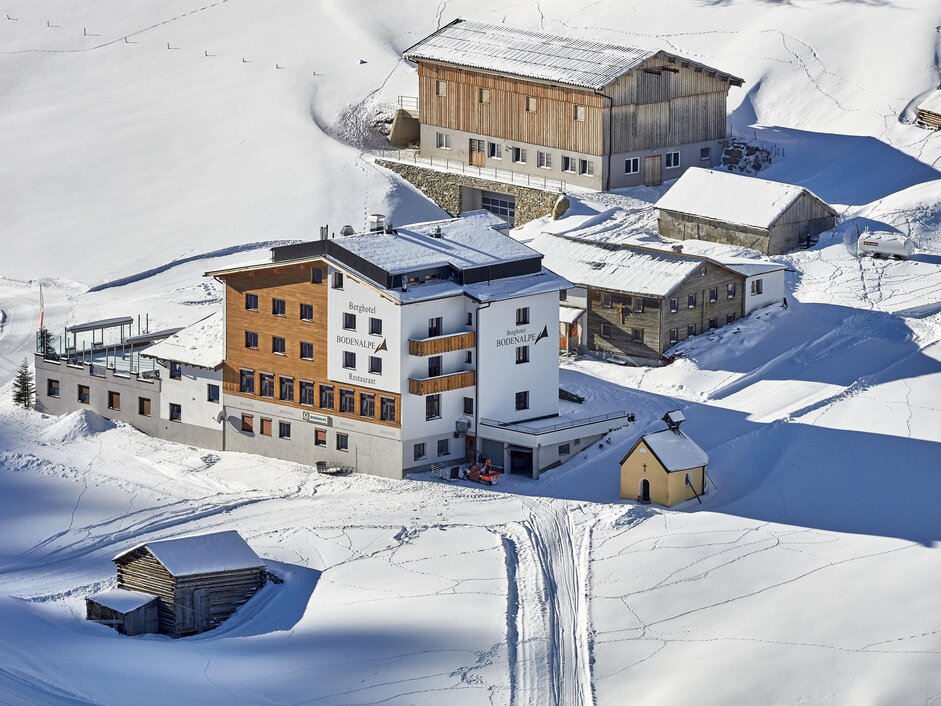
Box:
671;244;683;253
340;225;355;237
368;213;385;233
431;225;442;238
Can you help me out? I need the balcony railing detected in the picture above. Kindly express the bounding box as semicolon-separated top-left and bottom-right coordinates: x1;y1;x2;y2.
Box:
408;370;476;396
480;410;631;435
373;148;567;192
409;331;476;357
398;95;419;113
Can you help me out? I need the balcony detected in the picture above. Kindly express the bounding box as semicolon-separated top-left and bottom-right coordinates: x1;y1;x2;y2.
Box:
409;331;476;357
408;370;475;396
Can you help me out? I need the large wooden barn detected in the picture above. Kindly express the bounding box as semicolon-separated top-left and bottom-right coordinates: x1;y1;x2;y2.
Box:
656;167;838;255
110;530;266;637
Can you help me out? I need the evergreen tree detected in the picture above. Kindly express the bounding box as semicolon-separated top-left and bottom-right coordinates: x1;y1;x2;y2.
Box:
12;357;35;409
38;326;54;356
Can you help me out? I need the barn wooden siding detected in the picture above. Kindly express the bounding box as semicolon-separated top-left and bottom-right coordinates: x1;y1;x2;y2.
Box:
916;107;941;130
116;548;266;637
85;598;159;636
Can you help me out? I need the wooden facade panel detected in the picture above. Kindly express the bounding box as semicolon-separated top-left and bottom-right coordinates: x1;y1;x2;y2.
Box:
606;54;736;105
408;371;475;396
409;331;476;357
775;192;837;227
609;92;726;154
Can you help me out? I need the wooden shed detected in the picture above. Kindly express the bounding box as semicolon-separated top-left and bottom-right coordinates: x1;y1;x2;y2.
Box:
86;588;160;636
915;91;941;131
656;167;838;255
112;530;266;638
620;411;708;506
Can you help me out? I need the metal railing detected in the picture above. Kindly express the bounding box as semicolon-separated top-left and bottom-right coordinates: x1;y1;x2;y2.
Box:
480;410;631;435
398;95;419;112
374;148;567;192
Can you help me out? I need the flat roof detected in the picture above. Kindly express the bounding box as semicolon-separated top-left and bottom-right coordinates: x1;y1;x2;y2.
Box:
66;316;134;334
123;328;183;347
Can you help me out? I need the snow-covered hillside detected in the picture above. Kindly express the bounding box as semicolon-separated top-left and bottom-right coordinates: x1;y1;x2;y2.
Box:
2;1;941;705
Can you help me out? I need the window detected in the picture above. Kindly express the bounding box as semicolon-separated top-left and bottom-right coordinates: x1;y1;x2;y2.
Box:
688;293;697;309
578;159;593;176
240;369;254;394
260;373;274;398
435;131;451;149
526;96;537;112
332;271;344;289
559;443;570;456
426;394;441;420
414;443;426;461
727;283;736;299
279;376;294;401
700;265;707;277
574;105;586;121
700;147;712;161
428;317;442;337
464;397;474;415
245;331;258;349
516;307;530;325
314;428;327;446
340;389;355;414
600;323;611;338
559;289;568;302
631;296;644;313
670;298;678;313
311;267;323;284
537;151;552;169
516;345;530;364
300;380;314;406
479;88;490;104
300;303;314;321
632;328;644;343
319;385;334;409
169;403;182;422
279;421;291;439
687;323;696;336
260;418;272;436
369;356;382;374
435;79;447;96
343;312;356;330
272;298;286;316
709;287;718;303
336;433;349;451
665;151;681;169
561;155;576;173
470;138;485;154
466;312;473;326
487;141;502;159
380;396;396;422
107;391;120;410
207;384;220;403
47;379;59;397
751;278;764;295
511;147;526;164
78;385;90;404
601;292;612;308
465;350;473;364
437;438;450;457
428;356;442;377
726;313;735;325
300;341;314;360
138;397;152;416
367;317;382;336
709;318;718;330
360;393;375;418
515;391;529;411
343;351;356;369
625;157;640;174
241;414;253;432
245;293;258;311
272;336;286;355
170;362;182;380
669;328;678;344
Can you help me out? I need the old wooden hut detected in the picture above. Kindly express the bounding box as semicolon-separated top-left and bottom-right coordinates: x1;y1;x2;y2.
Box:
656;167;838;255
86;588;160;636
112;530;266;637
915;91;941;131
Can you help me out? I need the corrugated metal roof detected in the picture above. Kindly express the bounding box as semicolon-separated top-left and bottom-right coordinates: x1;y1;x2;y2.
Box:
405;19;657;90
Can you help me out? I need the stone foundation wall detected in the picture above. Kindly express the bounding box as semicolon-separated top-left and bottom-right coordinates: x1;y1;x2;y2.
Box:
377;160;562;226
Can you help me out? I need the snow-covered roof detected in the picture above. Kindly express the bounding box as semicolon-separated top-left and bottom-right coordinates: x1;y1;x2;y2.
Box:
655;168;834;230
88;588;158;613
560;306;585;324
404;19;742;91
140;312;223;369
641;428;709;471
519;232;702;296
719;258;787;278
336;210;537;274
114;530;265;577
917;90;941;115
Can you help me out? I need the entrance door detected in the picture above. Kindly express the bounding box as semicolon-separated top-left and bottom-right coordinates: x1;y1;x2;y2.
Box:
509;449;534;477
639;478;651;503
644;155;662;186
464;435;476;462
193;588;210;632
469;139;486;167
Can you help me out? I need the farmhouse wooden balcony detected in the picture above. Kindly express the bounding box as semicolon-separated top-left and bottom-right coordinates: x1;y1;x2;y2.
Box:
408;331;476;357
408;370;475;396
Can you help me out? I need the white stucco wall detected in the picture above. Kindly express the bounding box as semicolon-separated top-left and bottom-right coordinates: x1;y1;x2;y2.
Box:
743;269;786;315
159;363;223;430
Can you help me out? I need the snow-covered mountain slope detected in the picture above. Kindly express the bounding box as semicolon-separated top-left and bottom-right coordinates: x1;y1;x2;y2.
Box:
2;2;941;705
